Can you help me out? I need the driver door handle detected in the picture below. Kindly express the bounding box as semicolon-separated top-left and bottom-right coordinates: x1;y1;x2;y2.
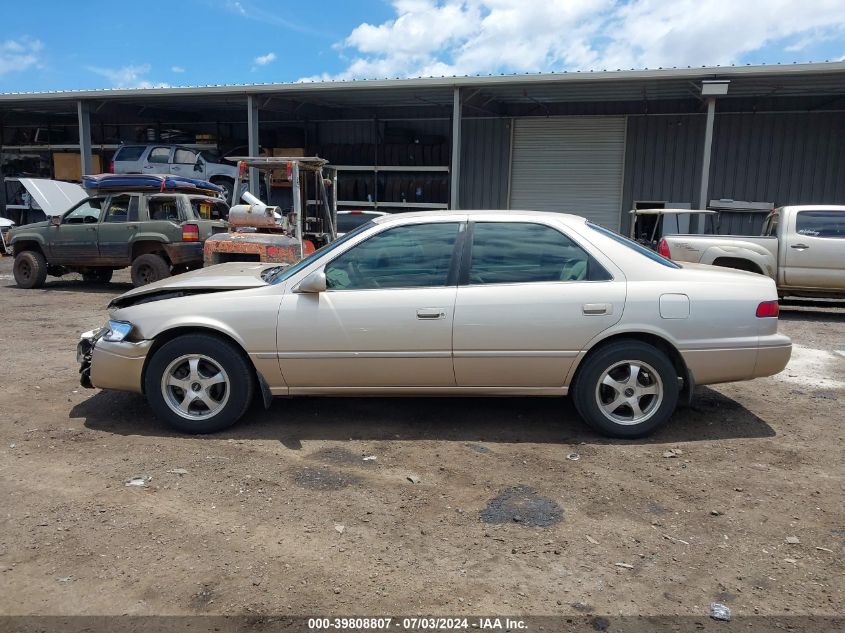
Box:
790;243;809;250
417;308;446;320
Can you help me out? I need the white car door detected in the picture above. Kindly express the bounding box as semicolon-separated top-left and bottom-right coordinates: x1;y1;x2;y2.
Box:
784;208;845;290
453;221;625;388
277;221;463;389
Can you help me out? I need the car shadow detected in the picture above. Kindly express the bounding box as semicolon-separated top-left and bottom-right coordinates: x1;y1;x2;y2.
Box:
74;386;775;446
2;280;134;294
780;304;844;323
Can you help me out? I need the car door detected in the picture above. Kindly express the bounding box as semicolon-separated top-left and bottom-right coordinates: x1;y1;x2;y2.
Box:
171;147;205;179
784;208;845;290
48;198;104;264
276;220;463;389
143;146;173;174
452;221;625;388
97;194;140;266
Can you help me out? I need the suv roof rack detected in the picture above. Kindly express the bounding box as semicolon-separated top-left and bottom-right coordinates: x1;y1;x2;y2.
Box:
81;174;224;196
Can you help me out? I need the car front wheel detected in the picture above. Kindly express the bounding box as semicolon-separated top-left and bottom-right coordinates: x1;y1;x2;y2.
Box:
572;341;679;438
13;250;48;289
144;334;255;433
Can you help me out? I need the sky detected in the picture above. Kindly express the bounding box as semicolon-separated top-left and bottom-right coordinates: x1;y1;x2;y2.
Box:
1;0;844;93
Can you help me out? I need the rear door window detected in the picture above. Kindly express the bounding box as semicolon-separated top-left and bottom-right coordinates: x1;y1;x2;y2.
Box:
795;210;845;238
148;147;172;164
174;148;198;164
147;197;184;222
103;194;139;222
468;222;611;284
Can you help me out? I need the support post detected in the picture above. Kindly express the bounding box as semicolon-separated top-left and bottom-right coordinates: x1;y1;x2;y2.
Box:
77;101;93;176
450;87;461;210
247;95;260;197
698;96;716;211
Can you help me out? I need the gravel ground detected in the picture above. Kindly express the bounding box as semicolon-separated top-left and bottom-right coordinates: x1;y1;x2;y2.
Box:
0;257;842;623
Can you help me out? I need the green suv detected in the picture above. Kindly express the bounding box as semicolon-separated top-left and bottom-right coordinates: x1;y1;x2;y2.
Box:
10;189;228;288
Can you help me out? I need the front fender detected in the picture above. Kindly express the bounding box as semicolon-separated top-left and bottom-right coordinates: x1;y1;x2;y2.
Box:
10;231;49;255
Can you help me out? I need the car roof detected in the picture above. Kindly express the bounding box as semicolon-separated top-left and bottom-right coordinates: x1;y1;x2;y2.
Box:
371;209;590;226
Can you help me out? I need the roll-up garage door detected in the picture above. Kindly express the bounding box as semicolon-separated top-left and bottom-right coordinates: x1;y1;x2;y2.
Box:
509;117;626;230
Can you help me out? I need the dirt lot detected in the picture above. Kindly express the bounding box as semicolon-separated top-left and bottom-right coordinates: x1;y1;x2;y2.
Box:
0;256;842;623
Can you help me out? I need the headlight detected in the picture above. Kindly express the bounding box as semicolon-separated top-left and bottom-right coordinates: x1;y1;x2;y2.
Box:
102;320;134;342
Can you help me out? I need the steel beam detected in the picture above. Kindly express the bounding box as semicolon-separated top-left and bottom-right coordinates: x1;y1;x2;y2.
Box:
698;96;716;212
77;101;93;176
450;87;461;210
247;95;260;196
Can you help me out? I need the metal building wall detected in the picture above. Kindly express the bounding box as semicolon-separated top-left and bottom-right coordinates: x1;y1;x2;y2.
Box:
709;111;845;205
621;114;705;233
622;110;845;234
459;118;511;209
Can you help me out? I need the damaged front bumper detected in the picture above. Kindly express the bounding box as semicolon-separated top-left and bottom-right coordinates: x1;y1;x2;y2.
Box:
77;328;104;389
77;328;153;392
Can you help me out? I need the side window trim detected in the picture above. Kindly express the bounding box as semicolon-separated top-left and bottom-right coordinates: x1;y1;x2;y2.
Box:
323;221;465;292
460;220;613;286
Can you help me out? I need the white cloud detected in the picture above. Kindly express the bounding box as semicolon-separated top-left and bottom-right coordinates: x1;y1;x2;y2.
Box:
87;64;169;89
0;37;43;76
301;0;845;81
254;52;276;66
171;65;186;73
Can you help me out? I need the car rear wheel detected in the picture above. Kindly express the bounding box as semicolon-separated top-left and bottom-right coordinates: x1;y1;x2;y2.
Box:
82;269;113;283
144;334;254;434
13;250;48;289
573;341;679;438
131;254;170;287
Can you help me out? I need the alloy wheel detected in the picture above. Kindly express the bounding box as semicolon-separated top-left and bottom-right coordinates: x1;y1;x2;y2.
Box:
160;354;230;420
594;360;663;425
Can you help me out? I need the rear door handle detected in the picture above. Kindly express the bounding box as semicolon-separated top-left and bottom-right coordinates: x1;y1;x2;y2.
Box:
790;243;809;250
582;303;610;315
416;308;446;320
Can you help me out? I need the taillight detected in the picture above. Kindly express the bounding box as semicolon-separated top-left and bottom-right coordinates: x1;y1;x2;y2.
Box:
182;223;200;241
756;300;779;318
657;238;671;258
109;160;114;173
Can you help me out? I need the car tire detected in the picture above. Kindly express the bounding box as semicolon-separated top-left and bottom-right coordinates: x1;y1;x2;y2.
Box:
572;340;679;438
131;254;170;287
13;250;48;289
144;334;255;434
82;269;113;283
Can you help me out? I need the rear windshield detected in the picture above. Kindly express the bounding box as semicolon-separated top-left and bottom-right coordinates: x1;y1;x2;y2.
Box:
337;212;378;233
190;198;228;221
587;222;681;269
113;146;146;162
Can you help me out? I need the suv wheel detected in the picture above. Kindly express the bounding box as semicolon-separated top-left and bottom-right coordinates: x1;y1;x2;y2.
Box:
131;254;170;287
572;341;679;438
82;269;113;283
13;251;48;289
144;334;254;433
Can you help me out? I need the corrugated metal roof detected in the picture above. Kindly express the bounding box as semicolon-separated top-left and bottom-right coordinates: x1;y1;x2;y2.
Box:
1;61;843;102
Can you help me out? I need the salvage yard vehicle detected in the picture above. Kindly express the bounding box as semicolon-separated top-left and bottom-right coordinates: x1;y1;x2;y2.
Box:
659;205;845;299
629;208;717;250
77;210;792;438
111;144;240;202
10;174;228;289
203;156;338;266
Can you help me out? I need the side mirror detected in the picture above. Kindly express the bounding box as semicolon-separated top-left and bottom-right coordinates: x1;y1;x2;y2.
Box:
50;215;62;226
294;269;327;294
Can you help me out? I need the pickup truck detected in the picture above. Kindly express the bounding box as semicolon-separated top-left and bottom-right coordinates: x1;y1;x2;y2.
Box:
10;175;229;289
659;205;845;299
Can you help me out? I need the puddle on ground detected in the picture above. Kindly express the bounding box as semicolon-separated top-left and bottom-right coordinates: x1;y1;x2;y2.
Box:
309;446;377;467
480;485;562;527
465;443;492;454
292;467;361;491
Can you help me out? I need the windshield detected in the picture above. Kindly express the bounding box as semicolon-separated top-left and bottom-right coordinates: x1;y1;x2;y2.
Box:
337;212;378;233
587;222;680;269
261;221;375;285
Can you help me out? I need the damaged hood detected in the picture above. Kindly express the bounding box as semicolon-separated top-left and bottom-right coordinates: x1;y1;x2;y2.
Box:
109;262;275;308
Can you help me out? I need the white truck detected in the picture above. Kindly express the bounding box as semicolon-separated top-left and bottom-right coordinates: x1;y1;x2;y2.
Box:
659;205;845;299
